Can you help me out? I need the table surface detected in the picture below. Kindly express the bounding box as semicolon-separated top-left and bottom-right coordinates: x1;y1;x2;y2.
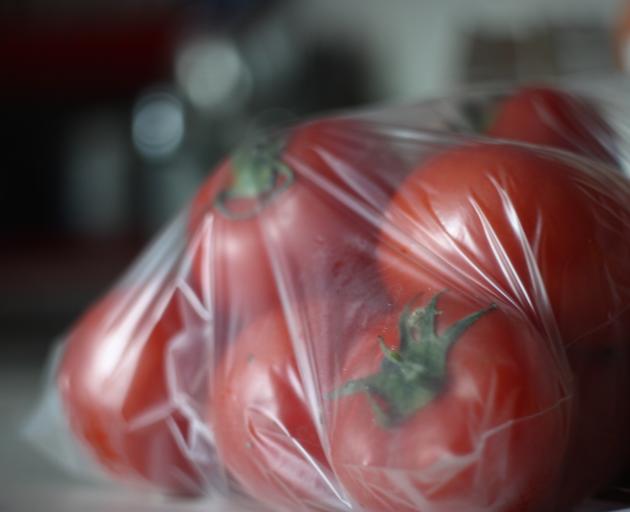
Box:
1;362;629;512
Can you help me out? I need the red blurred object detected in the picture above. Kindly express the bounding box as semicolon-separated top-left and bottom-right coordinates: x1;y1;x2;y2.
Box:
487;86;615;164
58;284;209;494
0;14;178;99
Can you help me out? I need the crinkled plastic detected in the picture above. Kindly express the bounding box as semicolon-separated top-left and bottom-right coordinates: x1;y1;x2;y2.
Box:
26;83;630;511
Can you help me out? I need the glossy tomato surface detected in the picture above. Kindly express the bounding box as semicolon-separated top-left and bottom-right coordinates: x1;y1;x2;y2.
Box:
487;86;616;164
57;285;211;494
328;289;569;512
211;307;340;512
187;118;394;342
377;143;630;344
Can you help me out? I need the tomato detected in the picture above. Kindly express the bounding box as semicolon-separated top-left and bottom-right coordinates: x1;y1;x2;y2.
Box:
487;86;616;164
57;284;211;494
377;143;630;344
186;156;280;324
328;289;569;512
187;118;394;339
211;306;340;511
557;326;630;507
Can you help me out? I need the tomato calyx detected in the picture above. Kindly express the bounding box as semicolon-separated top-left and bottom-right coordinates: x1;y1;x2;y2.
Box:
214;136;295;220
332;292;496;428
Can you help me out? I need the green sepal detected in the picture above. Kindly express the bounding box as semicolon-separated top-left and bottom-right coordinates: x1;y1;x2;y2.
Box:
332;292;496;428
213;135;294;220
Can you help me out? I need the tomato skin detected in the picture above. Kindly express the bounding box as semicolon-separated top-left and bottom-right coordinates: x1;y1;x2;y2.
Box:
557;328;630;507
211;307;339;511
487;86;616;164
328;289;568;512
187;118;391;338
187;159;281;342
377;143;630;345
57;286;209;494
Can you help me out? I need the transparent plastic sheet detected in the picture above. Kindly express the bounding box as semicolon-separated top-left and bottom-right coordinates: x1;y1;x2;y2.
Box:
25;83;630;511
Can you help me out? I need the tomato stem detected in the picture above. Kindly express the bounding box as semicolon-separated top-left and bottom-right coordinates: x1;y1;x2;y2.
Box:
332;293;496;428
214;135;295;220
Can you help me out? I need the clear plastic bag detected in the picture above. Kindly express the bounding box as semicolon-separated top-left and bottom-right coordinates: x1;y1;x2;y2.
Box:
27;83;630;511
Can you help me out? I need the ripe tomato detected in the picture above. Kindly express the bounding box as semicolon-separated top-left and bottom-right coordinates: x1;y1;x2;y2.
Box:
377;143;630;344
211;306;340;511
57;284;211;494
557;326;630;507
187;118;394;338
487;86;616;164
328;289;569;512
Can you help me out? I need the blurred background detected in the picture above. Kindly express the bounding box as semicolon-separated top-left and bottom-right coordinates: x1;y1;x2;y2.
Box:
2;0;630;508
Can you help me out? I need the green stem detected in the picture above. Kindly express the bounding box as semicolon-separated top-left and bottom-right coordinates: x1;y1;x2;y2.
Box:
333;293;496;428
213;136;294;220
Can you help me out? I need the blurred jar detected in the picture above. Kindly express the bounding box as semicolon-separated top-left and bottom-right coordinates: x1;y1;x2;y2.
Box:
63;111;132;237
132;87;206;233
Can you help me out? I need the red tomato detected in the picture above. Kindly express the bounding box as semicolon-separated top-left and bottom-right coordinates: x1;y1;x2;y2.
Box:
328;289;569;512
487;86;616;164
187;118;394;338
377;143;630;344
211;307;340;511
57;285;211;494
557;327;630;507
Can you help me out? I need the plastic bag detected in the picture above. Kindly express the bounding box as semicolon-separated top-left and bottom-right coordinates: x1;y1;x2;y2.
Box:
26;83;630;511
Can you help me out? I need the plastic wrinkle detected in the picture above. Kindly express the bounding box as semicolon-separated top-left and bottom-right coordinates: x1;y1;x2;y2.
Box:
246;407;348;510
338;394;572;512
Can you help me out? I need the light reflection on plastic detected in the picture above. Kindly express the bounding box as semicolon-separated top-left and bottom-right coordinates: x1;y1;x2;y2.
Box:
132;91;185;160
